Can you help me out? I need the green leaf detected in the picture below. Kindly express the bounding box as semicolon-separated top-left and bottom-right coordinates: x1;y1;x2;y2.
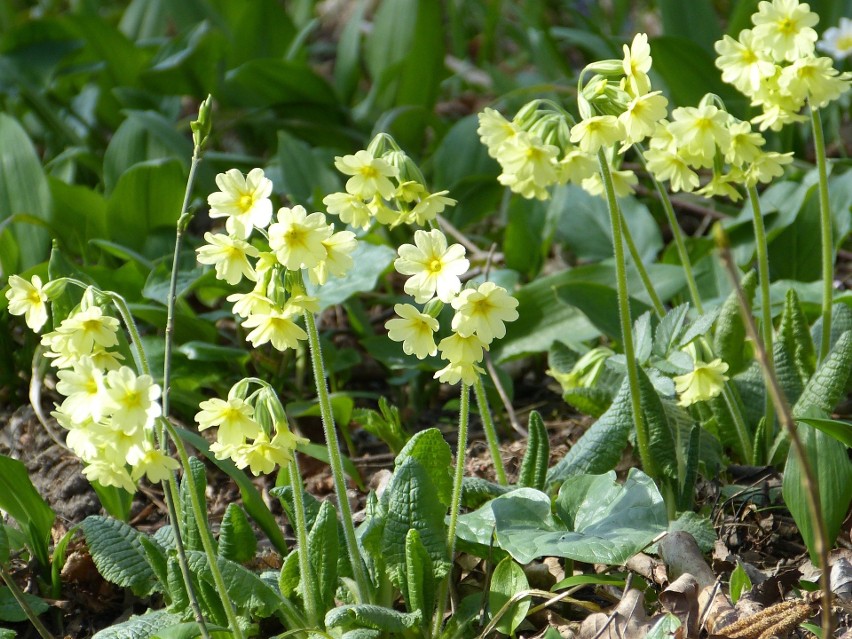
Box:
714;270;758;376
106;159;186;253
275;130;340;209
217;504;257;564
150;622;231;639
91;610;182;639
488;557;530;636
325;605;421;633
796;417;852;448
768;185;823;281
793;331;852;418
518;411;549;491
91;480;134;523
504;196;547;276
0;113;52;270
546;378;633;486
81;516;160;597
180;457;210;553
393;428;453;507
185;550;281;617
0;454;54;568
381;458;450;589
222;59;338;109
557;281;652;342
646;614;683;639
278;550;300;598
460;476;512;509
638;367;678;481
333;0;367;101
48;179;107;257
730;561;752;604
305;241;395;310
653;305;690;357
0;526;7;564
0;587;49;623
176;428;288;555
782;423;852;563
459;469;667;565
659;0;720;51
563;387;614;418
308;500;339;612
402;528;435;618
139;536;168;596
139;22;224;97
778;288;816;383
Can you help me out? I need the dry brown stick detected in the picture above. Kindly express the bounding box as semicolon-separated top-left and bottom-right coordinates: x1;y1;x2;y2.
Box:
716;228;834;639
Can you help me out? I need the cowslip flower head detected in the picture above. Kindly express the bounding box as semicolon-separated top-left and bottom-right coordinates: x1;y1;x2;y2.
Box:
385;303;440;360
410;191;456;226
5;274;50;332
196;232;259;285
323;192;373;230
130;446;181;483
242;308;307;351
451;282;519;344
725;120;766;166
231;429;307;476
309;230;357;286
494;131;560;200
569;116;624;155
394;229;469;304
434;360;484;386
267;206;333;271
619;91;669;148
778;56;851;108
477;107;520;158
334;150;398;200
622;33;653;97
105;366;162;432
668;105;731;168
644;147;700;193
673;358;729;406
83;461;136;493
742;151;794;185
715;30;777;95
195;396;262;446
56;306;120;357
437;331;486;365
751;0;819;62
817;17;852;59
207;168;274;240
56;356;108;423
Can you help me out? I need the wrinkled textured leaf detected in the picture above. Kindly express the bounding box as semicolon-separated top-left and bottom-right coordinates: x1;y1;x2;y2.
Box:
325;605;421;632
308;500;339;612
518;411;549;491
793;331;852;418
394;428;453;507
217;503;256;564
92;610;182;639
81;516;159;596
714;271;757;376
402;528;434;618
778;288;816;383
184;551;280;617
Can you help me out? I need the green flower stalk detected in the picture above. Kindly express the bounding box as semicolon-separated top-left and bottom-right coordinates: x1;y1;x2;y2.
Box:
288;456;318;627
473;376;508;486
810;105;834;363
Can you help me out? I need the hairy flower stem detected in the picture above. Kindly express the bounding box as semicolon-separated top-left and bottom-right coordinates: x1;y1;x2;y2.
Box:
619;210;665;318
810;106;834;363
288;457;318;627
303;310;371;603
473;376;508;485
164;420;246;639
0;564;53;639
747;184;775;463
597;150;656;479
433;383;471;637
717;235;833;639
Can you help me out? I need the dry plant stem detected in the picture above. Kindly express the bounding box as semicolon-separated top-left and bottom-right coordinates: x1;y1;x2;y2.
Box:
810;105;834;363
432;383;471;637
288;456;318;627
618;208;665;318
478;588;601;639
437;213;490;260
484;354;525;436
0;564;53;639
303;310;371;603
746;184;776;463
164;419;247;639
597;149;656;479
473;375;508;485
717;239;833;639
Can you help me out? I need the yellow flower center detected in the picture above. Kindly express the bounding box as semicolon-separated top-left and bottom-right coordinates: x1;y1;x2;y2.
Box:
239;194;254;212
285;226;308;247
358;165;379;179
838;35;852;52
777;17;796;35
27;289;42;304
428;258;443;273
122;389;142;410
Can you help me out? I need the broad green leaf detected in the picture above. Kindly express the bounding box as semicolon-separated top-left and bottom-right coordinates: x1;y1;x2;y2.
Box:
546;378;633;486
518;411;549;491
557;282;652;342
81;516;160;596
48;179;107;257
0;587;49;623
796;417;852;448
140;22;224;97
402;528;434;619
714;271;758;376
139;536;168;596
381;458;450;589
325;605;421;632
308;500;339;612
0;455;54;568
812;303;852;357
106;159;185;253
768;186;822;281
730;561;752;604
305;242;395;310
275;130;340;208
142;257;206;306
91;610;182;639
504;195;547;276
222;59;338;109
217;504;256;564
638;367;678;480
460;469;666;565
432;115;500;192
119;0;170;41
218;0;296;66
488;557;530;636
151;623;231;639
0;113;52;270
185;550;281;617
393;428;453;507
783;423;852;563
563;387;614;418
793;331;852;418
278;550;300;598
176;428;289;555
659;0;720;51
653;304;689;357
646;614;682;639
552;573;627;591
334;0;368;101
460;476;512;509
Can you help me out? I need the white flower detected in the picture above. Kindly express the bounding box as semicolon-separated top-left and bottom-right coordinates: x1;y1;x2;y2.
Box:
207;168;274;240
817;17;852;59
394;229;469;304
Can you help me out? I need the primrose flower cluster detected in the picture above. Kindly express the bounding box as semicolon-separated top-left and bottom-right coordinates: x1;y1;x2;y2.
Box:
385;229;519;385
322;134;457;229
715;0;851;131
5;281;176;493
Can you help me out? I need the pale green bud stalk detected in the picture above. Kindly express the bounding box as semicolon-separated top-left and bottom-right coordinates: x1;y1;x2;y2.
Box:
385;149;426;185
42;278;67;300
584;59;625;76
366;132;401;157
423;298;444;319
229;378;253;401
512;99;543;129
191;95;213;150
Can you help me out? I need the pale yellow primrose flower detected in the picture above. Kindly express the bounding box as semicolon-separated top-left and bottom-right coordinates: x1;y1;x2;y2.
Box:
477;107;520;158
227;288;274;318
668;105;731;168
581;168;638;198
207;168;274;240
309;230;358;286
818;17;852;60
267;206;332;270
558;149;598;185
715;30;777;94
323;192;373;230
83;461;136;493
751;0;819;62
53;306;120;359
386;303;439;359
437;331;486;365
411;191;457;226
5;274;49;332
130;446;181;484
622;33;653;97
742;151;794;185
451;282;519;345
196;232;259;285
570;116;624;155
334;150;398;200
643;147;700;193
725;120;766;166
241;308;308;351
673;358;730;406
495;131;561;200
56;356;108;422
618;91;668;148
195;396;262;447
434;360;484;386
395;229;469;304
231;429;307;476
778;55;851;108
105;366;162;432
